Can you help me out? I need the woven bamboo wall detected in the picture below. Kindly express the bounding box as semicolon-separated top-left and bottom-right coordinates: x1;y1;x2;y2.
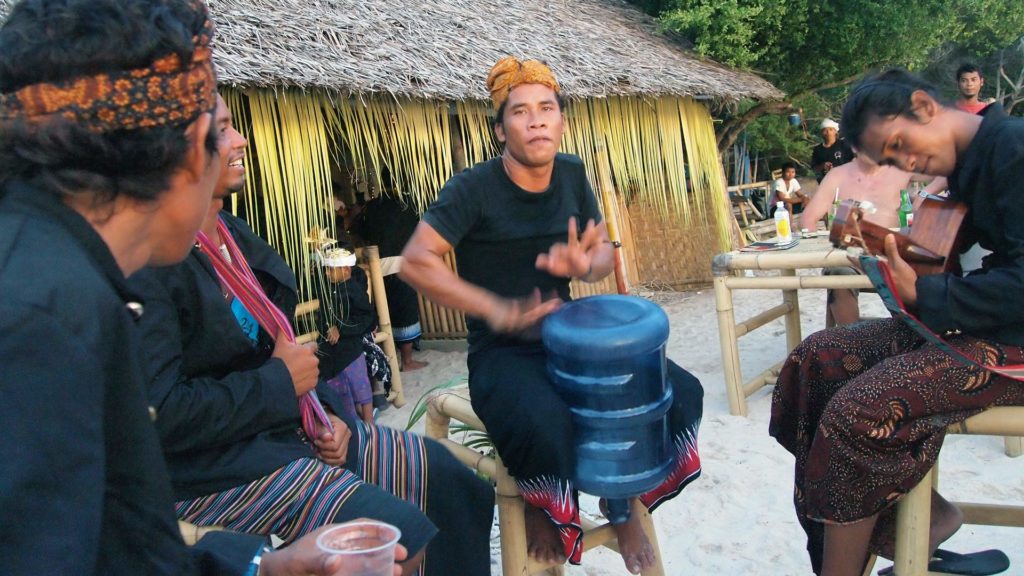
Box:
627;202;719;290
417;251;469;339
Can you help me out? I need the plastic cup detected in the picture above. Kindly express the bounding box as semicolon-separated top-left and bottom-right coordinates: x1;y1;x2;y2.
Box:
316;520;402;576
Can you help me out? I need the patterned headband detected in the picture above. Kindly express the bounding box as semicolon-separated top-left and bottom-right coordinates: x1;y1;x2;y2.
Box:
487;56;560;113
0;2;216;133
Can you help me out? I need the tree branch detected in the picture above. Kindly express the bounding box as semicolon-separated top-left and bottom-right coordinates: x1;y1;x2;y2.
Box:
715;72;866;155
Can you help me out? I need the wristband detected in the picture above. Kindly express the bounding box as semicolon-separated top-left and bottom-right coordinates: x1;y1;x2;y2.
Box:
245;544;273;576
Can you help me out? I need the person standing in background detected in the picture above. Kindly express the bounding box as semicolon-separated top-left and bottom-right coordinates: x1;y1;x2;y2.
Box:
350;169;429;371
811;119;855;182
954;63;992;114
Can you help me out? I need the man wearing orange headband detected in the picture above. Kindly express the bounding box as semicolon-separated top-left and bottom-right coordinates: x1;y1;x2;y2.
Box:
402;56;703;574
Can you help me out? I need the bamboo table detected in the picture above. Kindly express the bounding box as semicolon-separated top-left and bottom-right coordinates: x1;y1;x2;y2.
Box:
712;236;873;416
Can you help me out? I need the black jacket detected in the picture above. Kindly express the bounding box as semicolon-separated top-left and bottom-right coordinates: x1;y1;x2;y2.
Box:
315;265;376;379
917;105;1024;345
0;182;262;575
131;211;347;500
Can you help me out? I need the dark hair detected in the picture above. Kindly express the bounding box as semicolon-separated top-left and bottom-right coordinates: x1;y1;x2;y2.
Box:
840;69;944;150
0;0;217;205
956;63;983;81
781;162;796;172
493;91;568;129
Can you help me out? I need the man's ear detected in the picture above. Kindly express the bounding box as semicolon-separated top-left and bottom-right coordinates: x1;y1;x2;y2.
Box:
494;121;506;144
182;111;214;182
909;90;938;124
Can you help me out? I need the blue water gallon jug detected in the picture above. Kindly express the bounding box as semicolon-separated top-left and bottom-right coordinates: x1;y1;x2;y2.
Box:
542;295;673;502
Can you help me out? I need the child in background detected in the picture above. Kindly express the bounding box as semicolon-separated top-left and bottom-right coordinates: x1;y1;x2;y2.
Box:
315;246;376;424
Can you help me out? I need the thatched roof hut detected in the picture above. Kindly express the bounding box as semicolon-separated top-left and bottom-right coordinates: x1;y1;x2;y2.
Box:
1;0;781;337
209;0;780;102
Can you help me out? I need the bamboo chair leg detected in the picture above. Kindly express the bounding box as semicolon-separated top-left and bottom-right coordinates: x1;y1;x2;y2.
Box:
1004;436;1023;458
494;455;530;576
635;499;665;576
894;468;934;576
861;554;877;576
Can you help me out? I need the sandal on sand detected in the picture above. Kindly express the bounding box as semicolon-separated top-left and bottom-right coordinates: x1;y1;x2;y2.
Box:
878;548;1010;576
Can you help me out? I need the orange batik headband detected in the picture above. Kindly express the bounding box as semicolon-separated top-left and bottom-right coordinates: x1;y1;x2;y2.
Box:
0;1;216;133
486;56;560;113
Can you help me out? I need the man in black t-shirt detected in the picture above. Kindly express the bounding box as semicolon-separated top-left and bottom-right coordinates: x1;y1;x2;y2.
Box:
811;118;855;181
401;56;704;575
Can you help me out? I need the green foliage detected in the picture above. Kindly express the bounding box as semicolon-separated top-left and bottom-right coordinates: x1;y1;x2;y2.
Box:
739;93;826;174
634;0;1024;95
660;0;782;68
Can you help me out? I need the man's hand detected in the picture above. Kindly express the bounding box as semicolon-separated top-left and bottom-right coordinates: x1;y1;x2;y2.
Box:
884;234;919;308
536;217;602;279
261;523;408;576
315;413;351;466
485;289;561;337
824;161;833;172
326;326;340;345
271;330;319;396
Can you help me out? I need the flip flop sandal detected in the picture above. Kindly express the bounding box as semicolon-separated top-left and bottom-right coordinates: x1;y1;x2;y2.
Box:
878;548;1010;576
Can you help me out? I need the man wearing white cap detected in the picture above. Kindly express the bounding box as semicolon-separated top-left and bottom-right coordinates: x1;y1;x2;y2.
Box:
811;118;855;182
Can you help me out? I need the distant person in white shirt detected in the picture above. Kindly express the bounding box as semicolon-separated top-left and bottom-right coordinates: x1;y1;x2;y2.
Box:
771;162;806;216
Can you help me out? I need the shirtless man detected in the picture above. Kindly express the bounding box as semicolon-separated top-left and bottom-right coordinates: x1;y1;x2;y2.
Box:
802;154;913;325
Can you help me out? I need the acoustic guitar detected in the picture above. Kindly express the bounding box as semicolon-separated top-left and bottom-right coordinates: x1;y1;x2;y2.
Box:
829;197;968;276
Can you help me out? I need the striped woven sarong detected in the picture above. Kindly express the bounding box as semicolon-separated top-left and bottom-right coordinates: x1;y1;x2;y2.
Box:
352;421;428;515
175;458;361;544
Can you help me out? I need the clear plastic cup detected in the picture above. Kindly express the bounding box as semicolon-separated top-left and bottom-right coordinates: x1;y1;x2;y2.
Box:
315;520;402;576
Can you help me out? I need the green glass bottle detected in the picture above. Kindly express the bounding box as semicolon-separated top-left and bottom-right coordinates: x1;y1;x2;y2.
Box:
898;189;913;228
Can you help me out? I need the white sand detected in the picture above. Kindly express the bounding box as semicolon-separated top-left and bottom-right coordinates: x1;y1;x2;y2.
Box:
377;276;1024;575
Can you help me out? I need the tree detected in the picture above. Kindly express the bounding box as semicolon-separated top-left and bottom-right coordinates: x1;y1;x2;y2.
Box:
629;0;1024;153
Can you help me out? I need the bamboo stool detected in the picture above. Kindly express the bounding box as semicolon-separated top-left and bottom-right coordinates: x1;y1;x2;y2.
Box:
425;387;665;576
293;245;405;407
888;406;1024;576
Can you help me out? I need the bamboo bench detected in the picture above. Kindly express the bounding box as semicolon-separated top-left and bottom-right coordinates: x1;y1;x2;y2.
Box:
865;406;1024;576
425;386;665;576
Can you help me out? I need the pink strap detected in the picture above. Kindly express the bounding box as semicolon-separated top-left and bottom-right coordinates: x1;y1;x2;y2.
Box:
196;217;333;438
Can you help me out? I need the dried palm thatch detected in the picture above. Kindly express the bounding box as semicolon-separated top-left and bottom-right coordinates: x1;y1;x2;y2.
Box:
202;0;780;102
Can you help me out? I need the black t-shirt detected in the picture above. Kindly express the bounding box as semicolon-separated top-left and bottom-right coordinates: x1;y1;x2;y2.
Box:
811;139;854;180
422;153;603;352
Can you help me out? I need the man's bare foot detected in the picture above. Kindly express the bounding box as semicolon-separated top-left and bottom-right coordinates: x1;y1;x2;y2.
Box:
524;504;565;566
874;489;964;559
612;509;656;574
400;358;429;372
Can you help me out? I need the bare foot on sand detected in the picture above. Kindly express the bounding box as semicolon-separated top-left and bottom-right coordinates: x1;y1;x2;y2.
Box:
401;358;429;372
525;504;565;566
874;489;964;560
601;498;656;574
613;510;656;573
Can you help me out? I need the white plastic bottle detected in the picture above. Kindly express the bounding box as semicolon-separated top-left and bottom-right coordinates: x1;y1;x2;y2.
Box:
774;201;792;243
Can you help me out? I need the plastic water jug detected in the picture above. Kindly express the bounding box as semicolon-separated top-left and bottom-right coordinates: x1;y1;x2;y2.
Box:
542;295;673;522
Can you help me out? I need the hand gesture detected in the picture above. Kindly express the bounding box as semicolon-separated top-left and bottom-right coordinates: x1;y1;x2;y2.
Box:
261;522;408;576
315;413;351;466
536;217;602;279
271;330;319;396
883;233;918;308
485;288;561;337
326;326;340;345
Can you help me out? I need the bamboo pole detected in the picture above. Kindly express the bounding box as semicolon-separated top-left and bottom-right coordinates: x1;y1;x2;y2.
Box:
362;245;405;407
594;137;629;295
